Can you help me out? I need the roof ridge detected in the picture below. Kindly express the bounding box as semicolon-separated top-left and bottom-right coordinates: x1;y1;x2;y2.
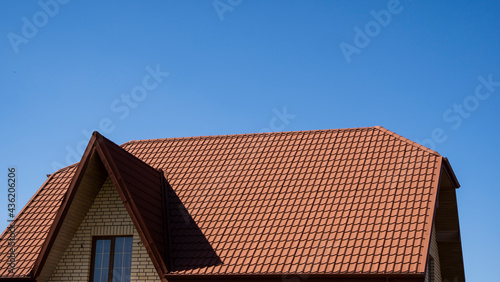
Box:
50;132;159;175
50;162;79;175
95;132;162;172
374;126;441;157
121;126;378;147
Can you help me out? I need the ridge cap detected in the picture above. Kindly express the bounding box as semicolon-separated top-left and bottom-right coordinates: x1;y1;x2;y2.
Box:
374;126;442;157
121;126;379;147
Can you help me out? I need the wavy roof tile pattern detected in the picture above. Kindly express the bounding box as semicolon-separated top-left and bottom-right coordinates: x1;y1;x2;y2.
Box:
0;126;447;280
0;166;76;278
121;126;442;276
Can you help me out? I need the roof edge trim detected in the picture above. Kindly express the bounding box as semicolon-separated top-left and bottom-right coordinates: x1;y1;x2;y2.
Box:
31;131;169;280
163;273;426;279
418;156;443;273
94;132;169;277
31;133;99;279
442;157;460;188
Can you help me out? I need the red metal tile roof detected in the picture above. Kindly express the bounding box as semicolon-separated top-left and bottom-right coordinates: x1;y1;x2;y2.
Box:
0;126;446;279
97;133;167;272
31;132;169;280
0;166;76;278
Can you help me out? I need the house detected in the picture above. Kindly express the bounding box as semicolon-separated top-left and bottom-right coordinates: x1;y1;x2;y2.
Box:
0;126;465;281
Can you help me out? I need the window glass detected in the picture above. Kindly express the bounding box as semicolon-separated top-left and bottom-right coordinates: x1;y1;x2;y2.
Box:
112;237;133;282
93;239;111;282
91;237;132;282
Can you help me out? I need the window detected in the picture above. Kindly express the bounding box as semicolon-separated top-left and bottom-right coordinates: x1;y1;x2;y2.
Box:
90;236;133;282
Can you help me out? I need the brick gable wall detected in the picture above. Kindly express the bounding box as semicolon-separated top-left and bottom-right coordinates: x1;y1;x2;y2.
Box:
48;178;160;281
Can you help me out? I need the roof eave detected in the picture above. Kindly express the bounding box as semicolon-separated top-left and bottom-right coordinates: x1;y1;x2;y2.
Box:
0;277;36;281
163;273;426;281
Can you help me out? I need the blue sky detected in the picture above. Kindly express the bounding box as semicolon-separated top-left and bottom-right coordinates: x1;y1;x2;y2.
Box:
1;1;499;280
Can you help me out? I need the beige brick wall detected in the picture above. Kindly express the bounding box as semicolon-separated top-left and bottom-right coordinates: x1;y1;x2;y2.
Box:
48;178;160;281
425;222;442;282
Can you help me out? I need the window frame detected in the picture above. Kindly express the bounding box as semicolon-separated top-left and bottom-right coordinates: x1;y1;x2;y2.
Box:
89;236;133;282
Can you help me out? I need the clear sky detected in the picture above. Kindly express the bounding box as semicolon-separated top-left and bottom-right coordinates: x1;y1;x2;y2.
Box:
1;1;499;280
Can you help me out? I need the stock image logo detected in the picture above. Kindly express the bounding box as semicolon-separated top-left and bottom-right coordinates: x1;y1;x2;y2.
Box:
7;167;17;273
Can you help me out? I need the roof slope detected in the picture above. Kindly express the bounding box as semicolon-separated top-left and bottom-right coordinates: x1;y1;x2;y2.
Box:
0;132;169;280
122;126;442;276
95;133;168;273
0;126;444;279
0;167;75;278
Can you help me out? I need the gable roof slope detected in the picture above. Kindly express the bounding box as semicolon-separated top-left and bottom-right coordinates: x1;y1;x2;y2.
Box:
122;126;444;277
29;132;169;281
0;126;461;281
